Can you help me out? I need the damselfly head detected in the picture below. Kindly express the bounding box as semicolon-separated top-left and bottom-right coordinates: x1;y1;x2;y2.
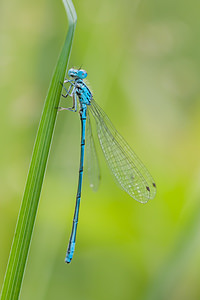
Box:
68;68;87;79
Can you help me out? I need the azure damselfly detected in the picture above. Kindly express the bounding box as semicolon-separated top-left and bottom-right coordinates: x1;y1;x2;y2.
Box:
59;68;156;263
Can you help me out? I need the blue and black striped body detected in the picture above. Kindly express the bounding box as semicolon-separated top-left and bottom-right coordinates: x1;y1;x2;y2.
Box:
65;74;92;263
76;79;92;106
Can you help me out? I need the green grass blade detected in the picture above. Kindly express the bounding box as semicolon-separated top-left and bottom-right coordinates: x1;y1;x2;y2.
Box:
0;1;77;299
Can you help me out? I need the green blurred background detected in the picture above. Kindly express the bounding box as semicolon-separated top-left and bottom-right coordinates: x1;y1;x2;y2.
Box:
1;0;200;299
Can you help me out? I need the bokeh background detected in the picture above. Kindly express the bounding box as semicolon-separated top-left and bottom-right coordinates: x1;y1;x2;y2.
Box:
1;0;200;299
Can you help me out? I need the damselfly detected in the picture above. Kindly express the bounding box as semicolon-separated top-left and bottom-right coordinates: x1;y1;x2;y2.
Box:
59;68;156;263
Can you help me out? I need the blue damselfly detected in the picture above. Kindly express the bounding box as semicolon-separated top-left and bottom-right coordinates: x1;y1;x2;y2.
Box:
59;68;156;263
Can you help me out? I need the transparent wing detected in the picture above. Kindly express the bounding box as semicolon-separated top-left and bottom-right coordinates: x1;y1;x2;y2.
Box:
86;112;101;191
89;100;156;203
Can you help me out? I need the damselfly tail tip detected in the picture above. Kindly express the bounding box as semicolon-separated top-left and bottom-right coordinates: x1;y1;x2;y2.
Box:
65;257;72;264
65;252;73;264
